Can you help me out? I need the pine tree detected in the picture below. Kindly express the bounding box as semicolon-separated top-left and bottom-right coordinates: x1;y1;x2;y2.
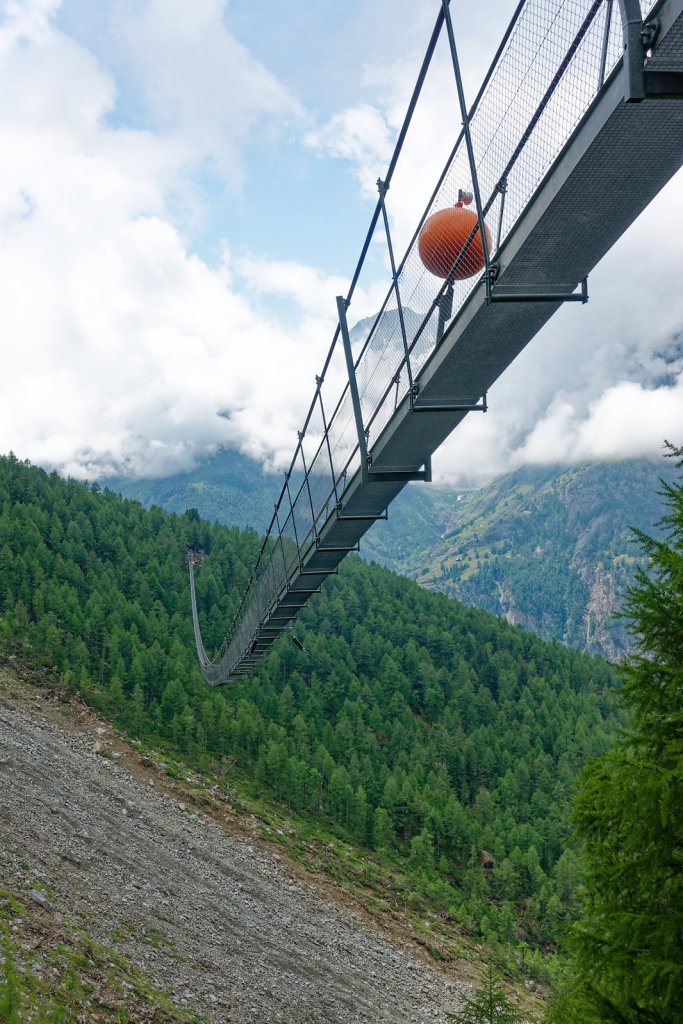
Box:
447;964;528;1024
557;443;683;1023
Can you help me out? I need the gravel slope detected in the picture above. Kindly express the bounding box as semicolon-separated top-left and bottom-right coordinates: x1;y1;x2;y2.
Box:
0;669;475;1023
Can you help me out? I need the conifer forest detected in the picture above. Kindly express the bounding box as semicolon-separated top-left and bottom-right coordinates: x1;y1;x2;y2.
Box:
1;448;680;1022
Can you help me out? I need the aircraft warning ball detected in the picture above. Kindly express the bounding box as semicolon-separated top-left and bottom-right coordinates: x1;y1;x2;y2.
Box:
418;204;491;280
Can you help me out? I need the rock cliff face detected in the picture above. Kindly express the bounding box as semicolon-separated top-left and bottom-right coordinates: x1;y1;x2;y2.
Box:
0;668;478;1024
363;458;675;662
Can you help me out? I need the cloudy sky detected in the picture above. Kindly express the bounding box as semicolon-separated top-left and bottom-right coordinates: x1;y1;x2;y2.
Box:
1;0;681;488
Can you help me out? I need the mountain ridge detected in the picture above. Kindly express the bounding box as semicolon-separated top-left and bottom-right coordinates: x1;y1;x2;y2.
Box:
107;449;675;660
363;458;677;661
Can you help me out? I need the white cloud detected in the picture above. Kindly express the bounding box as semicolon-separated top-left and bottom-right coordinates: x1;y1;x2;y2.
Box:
116;0;302;188
0;2;320;480
573;379;683;461
235;255;352;318
306;104;395;200
0;0;61;42
0;0;681;495
234;253;388;324
507;377;683;467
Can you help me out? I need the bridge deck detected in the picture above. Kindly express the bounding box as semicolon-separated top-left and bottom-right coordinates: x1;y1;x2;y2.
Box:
195;0;683;685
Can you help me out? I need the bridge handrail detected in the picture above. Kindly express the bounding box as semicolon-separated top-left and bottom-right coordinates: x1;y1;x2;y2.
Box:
197;0;659;678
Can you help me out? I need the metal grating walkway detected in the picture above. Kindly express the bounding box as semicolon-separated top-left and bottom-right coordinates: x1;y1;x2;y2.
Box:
191;0;683;685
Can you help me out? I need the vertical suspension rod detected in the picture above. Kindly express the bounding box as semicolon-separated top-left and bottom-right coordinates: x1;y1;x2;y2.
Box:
395;0;607;372
251;564;264;626
298;431;318;541
285;475;301;560
488;0;605;203
495;179;508;255
618;0;646;101
317;378;340;504
344;5;447;307
598;0;615;89
392;0;525;284
337;296;369;485
441;0;492;301
377;179;413;392
274;507;289;586
298;0;447;427
350;0;527;377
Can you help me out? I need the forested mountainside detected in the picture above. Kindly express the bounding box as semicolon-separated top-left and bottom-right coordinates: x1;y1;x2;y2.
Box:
108;448;277;533
0;453;619;974
364;458;678;661
108;452;675;661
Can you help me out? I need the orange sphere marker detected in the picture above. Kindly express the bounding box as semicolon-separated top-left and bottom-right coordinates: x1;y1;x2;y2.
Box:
418;203;491;280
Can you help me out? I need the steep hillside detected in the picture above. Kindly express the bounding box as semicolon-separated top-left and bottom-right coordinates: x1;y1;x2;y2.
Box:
0;668;480;1024
0;453;619;977
363;458;678;661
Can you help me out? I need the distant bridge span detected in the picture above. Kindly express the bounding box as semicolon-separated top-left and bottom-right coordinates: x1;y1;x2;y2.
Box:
191;0;683;685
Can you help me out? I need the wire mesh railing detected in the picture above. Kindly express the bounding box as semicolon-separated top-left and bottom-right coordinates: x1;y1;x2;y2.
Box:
198;0;660;679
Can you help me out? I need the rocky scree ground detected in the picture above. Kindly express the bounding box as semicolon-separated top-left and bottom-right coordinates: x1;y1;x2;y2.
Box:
0;666;484;1024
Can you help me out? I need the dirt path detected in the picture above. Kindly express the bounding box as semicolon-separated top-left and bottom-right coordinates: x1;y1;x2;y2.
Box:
0;668;475;1023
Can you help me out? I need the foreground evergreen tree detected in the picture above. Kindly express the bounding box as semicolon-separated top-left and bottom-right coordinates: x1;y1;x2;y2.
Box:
447;964;528;1024
556;444;683;1023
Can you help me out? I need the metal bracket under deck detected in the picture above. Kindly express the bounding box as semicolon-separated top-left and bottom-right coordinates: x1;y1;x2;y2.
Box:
335;507;388;522
368;469;430;482
411;389;488;414
642;67;683;97
489;276;588;304
315;540;360;553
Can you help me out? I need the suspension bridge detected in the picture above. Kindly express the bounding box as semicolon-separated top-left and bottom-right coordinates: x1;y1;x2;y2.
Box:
190;0;683;686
